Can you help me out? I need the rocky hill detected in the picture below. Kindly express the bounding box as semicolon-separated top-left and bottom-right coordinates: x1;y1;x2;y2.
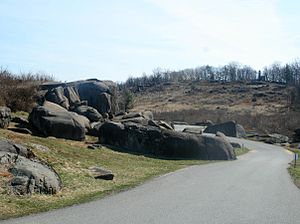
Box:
132;80;299;137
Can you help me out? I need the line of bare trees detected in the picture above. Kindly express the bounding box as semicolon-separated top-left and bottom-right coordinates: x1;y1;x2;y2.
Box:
122;60;300;90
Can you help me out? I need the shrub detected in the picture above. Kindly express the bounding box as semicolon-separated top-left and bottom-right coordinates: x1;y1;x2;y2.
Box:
0;69;54;112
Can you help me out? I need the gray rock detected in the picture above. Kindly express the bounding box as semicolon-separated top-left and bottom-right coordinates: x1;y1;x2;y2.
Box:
265;134;289;144
45;86;70;109
204;121;246;138
89;166;114;180
0;139;34;158
0;151;61;195
0;106;11;129
98;121;235;160
73;105;102;122
29;101;90;141
9;154;61;195
42;79;118;116
142;111;154;120
64;86;81;106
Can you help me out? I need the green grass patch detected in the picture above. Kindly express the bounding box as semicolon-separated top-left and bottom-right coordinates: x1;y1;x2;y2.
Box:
287;147;300;189
234;147;250;156
288;159;300;189
0;129;211;220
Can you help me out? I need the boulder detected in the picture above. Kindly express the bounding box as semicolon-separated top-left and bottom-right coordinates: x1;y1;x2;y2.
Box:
45;86;70;109
29;101;90;141
0;139;34;158
64;86;81;106
42;79;118;116
0;106;11;129
204;121;246;138
265;133;289;144
0;139;61;195
98;121;235;160
0;152;61;195
73;105;102;122
88;166;114;180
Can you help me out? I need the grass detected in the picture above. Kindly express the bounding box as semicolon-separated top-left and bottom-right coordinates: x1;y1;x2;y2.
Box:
0;128;211;220
287;147;300;189
234;147;250;156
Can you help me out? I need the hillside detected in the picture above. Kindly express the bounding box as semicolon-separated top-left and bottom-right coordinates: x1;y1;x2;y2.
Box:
132;81;299;137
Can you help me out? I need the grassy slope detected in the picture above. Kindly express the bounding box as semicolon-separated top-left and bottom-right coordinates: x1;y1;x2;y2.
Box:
0;129;211;220
287;149;300;188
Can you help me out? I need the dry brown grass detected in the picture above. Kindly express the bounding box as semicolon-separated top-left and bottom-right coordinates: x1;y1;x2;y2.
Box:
133;81;300;137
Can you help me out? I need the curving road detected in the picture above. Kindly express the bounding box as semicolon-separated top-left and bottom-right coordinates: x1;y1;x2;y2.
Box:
2;138;300;224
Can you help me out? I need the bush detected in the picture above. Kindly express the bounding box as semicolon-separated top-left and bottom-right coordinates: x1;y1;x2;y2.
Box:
0;69;53;112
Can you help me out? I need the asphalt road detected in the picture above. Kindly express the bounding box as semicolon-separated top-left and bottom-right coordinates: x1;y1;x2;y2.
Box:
2;138;300;224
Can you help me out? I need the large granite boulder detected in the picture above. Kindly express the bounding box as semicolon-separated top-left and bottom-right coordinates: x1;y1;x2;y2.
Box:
0;106;11;129
0;139;61;195
43;79;118;116
98;121;235;160
29;101;90;140
204;121;246;138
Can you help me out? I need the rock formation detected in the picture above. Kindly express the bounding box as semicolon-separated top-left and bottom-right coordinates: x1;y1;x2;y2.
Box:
29;101;90;140
98;121;236;160
204;121;246;138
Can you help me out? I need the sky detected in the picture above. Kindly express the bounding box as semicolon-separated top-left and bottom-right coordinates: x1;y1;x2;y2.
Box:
0;0;300;82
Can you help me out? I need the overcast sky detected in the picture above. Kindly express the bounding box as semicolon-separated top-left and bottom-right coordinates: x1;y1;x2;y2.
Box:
0;0;299;82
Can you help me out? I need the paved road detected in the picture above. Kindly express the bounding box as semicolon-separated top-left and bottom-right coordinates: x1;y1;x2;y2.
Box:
2;138;300;224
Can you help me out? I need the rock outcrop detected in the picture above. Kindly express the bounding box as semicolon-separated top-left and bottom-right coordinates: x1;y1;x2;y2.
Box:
42;79;118;116
0;106;11;129
264;133;289;144
98;121;236;160
204;121;246;138
29;101;90;140
0;139;61;195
